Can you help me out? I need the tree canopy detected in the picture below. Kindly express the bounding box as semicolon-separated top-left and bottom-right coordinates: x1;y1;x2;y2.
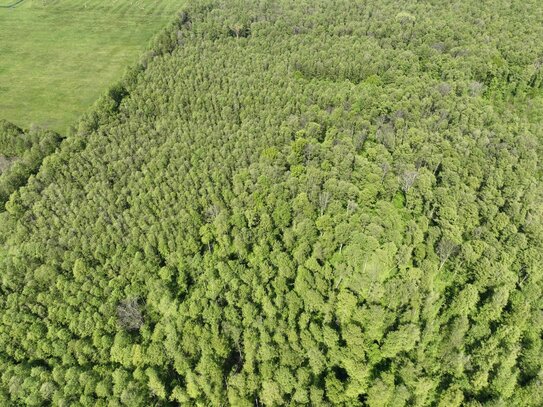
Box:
1;0;543;405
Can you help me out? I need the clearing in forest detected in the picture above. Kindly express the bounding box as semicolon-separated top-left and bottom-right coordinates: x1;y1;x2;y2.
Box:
0;0;181;132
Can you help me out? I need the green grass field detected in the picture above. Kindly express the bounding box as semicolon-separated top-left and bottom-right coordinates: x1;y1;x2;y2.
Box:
0;0;181;132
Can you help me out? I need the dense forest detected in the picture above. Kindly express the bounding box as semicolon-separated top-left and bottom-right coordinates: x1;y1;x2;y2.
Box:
1;0;543;405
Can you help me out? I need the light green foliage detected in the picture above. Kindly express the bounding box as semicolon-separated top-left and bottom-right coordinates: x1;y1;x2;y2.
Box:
1;0;543;406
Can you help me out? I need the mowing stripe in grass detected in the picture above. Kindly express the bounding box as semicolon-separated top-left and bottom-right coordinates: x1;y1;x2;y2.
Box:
0;0;182;131
0;0;25;8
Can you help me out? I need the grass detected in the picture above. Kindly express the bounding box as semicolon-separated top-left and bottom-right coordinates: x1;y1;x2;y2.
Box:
0;0;181;132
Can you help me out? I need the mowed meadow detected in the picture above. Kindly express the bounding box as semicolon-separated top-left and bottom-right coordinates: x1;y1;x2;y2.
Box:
0;0;181;132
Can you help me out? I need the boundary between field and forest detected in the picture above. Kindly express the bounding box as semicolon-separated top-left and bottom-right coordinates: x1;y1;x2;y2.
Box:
0;0;25;9
0;4;187;211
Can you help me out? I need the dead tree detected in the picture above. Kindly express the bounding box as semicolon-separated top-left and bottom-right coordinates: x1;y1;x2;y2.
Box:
400;170;419;193
437;238;458;270
117;298;144;331
319;191;331;215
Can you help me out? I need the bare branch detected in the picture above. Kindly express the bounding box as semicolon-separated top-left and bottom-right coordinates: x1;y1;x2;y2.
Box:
117;298;144;331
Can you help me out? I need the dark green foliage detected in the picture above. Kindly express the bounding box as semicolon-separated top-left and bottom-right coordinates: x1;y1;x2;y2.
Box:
1;0;543;406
